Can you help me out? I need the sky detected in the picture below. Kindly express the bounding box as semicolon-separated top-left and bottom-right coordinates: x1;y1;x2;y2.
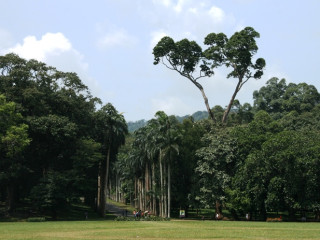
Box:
0;0;319;121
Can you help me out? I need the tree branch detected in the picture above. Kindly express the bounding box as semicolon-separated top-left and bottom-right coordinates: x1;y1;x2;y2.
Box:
162;57;175;71
239;74;252;91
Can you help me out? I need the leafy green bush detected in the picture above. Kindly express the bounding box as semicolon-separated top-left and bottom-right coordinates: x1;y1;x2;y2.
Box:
114;216;170;221
27;217;46;222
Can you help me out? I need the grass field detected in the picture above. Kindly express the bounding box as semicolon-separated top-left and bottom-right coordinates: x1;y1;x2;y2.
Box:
0;220;319;240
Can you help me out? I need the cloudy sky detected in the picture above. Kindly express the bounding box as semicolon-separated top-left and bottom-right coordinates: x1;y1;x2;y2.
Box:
1;0;319;121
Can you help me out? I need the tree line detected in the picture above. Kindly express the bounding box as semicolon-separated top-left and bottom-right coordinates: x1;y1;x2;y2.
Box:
0;53;127;219
113;77;320;220
1;26;320;221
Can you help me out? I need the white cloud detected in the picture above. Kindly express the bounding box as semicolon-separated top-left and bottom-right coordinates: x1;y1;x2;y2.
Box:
7;33;71;62
188;7;198;14
208;6;225;23
98;29;138;49
4;32;102;99
234;23;246;32
153;0;172;7
153;0;190;13
152;96;191;116
150;30;168;49
174;0;188;13
148;1;235;48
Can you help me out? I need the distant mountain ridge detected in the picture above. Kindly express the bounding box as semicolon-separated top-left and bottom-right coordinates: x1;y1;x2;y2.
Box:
127;111;209;133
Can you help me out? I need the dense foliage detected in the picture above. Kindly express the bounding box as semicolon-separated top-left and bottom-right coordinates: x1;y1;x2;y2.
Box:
1;47;320;221
113;78;320;221
0;53;127;219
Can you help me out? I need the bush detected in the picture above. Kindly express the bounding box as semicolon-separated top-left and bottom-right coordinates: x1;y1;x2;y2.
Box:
114;216;134;221
27;217;46;222
114;216;170;221
266;217;282;222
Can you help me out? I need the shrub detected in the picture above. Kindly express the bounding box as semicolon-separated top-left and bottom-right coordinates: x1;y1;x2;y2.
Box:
114;216;170;221
27;217;46;222
266;217;282;222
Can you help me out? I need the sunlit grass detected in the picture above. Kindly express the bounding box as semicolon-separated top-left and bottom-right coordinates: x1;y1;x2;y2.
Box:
1;220;319;239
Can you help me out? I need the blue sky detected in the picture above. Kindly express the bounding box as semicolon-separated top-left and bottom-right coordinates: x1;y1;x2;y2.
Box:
0;0;319;121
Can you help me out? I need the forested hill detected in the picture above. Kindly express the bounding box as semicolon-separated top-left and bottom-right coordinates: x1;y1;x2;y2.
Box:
127;111;209;132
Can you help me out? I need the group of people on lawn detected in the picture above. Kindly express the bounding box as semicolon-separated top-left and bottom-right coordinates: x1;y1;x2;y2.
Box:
133;210;149;218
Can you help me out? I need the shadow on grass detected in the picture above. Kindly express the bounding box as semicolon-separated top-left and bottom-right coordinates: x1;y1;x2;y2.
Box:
0;201;116;222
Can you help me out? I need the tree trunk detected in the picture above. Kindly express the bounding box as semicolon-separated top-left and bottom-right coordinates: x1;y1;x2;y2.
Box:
159;150;164;217
168;161;171;218
134;177;138;208
98;145;111;217
6;183;15;214
116;174;119;202
139;179;143;210
97;162;101;211
105;145;111;199
98;159;106;217
152;162;157;216
164;160;167;218
215;200;222;218
145;163;150;210
222;78;242;123
191;79;216;122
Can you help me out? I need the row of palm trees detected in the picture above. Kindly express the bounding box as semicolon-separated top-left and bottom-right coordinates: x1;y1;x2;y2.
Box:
95;104;128;217
110;111;180;218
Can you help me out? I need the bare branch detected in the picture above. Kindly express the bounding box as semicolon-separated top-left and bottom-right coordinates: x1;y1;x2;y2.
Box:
194;74;207;82
162;57;175;71
239;74;252;91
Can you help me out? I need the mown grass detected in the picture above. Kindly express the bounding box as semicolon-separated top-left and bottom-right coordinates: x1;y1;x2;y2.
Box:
0;220;319;239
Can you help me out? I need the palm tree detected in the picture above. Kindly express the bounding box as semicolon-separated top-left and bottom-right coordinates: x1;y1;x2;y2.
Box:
123;112;180;218
144;119;161;215
94;103;128;217
154;111;180;218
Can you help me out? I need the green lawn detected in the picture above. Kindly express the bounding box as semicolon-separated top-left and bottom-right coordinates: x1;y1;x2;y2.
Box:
0;220;319;240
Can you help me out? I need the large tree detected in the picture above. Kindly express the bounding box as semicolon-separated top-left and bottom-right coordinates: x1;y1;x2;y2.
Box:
153;27;265;123
0;53;102;217
253;77;320;118
0;95;30;213
204;27;265;123
153;37;215;121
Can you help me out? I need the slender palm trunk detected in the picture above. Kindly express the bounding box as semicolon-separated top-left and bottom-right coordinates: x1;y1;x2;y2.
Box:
134;177;138;208
163;160;167;218
152;162;157;215
159;150;164;217
98;158;106;217
97;162;101;210
103;146;111;214
145;163;150;210
116;174;120;202
6;183;15;213
139;179;143;210
168;161;171;218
